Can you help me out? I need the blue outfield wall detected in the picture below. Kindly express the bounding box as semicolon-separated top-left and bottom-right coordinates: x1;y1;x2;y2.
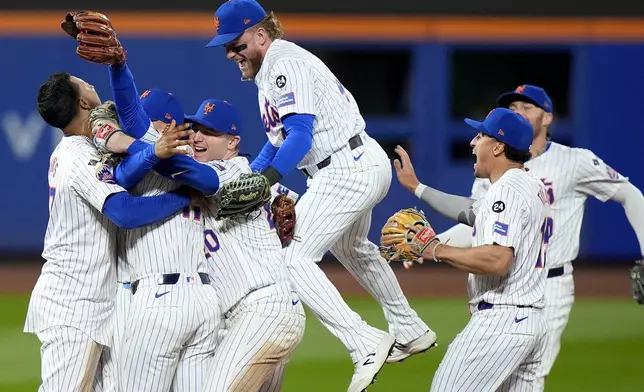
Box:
0;36;642;261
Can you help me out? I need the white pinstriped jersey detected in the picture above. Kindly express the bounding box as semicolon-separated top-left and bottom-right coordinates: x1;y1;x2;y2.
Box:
471;142;628;268
469;168;549;308
255;39;366;168
121;125;207;279
25;136;125;345
202;157;287;313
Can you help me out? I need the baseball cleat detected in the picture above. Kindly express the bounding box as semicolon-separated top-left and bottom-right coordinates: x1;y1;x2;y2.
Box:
386;329;438;363
347;333;396;392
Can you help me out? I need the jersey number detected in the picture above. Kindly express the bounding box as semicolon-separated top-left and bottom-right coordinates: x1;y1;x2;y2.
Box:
48;187;56;212
541;178;555;204
536;217;554;268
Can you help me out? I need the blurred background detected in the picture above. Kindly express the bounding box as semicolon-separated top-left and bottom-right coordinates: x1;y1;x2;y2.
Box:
1;1;643;391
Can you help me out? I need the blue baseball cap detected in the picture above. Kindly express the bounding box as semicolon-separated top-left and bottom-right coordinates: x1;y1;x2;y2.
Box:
497;84;553;113
186;99;242;136
206;0;267;47
464;108;534;152
140;88;185;124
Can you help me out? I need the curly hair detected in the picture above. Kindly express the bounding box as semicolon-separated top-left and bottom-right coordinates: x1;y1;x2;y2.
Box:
253;11;284;40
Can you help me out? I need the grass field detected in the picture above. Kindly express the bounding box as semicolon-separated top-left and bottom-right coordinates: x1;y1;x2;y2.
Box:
2;294;643;392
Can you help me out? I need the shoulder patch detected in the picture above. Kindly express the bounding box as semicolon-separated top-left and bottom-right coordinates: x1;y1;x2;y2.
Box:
492;200;505;213
276;75;287;88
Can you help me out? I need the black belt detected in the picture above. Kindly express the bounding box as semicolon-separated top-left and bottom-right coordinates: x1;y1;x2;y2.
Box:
302;134;363;178
547;266;564;278
477;301;532;311
130;272;211;295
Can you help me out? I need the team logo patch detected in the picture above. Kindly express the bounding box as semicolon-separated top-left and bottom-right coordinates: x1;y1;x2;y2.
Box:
493;221;509;236
492;200;505;213
96;164;115;184
276;75;287;88
277;92;296;108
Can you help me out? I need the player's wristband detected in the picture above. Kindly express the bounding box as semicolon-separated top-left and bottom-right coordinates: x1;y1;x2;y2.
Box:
432;241;443;263
262;166;283;186
414;183;428;199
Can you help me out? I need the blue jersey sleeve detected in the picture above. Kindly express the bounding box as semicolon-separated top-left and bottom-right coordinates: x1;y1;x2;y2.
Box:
109;62;150;139
268;114;314;177
102;190;190;229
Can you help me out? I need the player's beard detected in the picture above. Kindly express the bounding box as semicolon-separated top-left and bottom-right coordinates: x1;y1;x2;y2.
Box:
240;55;263;81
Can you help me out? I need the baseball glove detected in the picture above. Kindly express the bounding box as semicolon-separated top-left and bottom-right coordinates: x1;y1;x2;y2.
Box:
213;173;272;220
379;207;439;262
89;101;124;153
61;11;126;65
271;194;296;247
629;260;644;305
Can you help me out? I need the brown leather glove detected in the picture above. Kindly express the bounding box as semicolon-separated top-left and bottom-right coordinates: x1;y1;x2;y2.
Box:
61;11;126;65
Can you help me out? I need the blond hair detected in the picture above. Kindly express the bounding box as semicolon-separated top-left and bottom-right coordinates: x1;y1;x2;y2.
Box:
253;11;284;40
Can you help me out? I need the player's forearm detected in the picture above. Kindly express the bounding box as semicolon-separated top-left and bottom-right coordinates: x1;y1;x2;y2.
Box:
109;62;150;139
114;144;159;189
263;114;315;185
430;244;513;276
106;132;136;154
415;184;476;226
612;182;644;256
102;190;190;229
154;156;220;196
436;223;473;248
251;141;279;173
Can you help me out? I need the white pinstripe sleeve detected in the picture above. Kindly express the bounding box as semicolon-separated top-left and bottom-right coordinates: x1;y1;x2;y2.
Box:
270;59;316;118
482;186;526;249
574;148;628;202
69;152;126;211
204;159;249;185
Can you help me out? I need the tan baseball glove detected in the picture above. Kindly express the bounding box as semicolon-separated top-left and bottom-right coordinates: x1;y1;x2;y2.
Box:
379;207;439;262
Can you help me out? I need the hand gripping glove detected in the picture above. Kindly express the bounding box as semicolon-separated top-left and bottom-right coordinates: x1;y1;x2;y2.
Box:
61;11;126;65
379;207;439;262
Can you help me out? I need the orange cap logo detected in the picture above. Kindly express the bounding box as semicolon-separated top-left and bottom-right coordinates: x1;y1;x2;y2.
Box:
214;16;220;31
204;102;215;115
515;85;526;93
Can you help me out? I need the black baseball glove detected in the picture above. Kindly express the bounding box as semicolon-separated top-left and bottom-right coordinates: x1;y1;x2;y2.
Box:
629;260;644;305
212;173;272;220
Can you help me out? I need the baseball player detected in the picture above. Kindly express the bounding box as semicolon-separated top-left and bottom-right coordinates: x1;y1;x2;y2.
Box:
187;99;306;391
103;56;305;391
207;2;434;390
427;85;644;389
394;108;551;391
25;72;194;392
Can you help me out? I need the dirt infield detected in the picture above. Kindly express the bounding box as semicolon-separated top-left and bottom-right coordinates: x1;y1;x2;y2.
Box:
1;260;632;298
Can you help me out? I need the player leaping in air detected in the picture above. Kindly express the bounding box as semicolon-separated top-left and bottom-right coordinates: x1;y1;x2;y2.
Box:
206;1;436;390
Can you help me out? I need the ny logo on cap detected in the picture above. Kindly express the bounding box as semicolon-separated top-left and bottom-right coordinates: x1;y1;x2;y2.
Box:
204;102;216;115
214;16;220;31
140;90;151;99
515;85;526;93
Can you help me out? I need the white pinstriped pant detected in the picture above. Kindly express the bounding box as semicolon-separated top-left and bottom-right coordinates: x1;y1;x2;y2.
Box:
36;325;103;392
430;306;546;392
119;277;221;392
93;282;132;392
205;283;305;391
285;134;429;363
535;264;575;391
